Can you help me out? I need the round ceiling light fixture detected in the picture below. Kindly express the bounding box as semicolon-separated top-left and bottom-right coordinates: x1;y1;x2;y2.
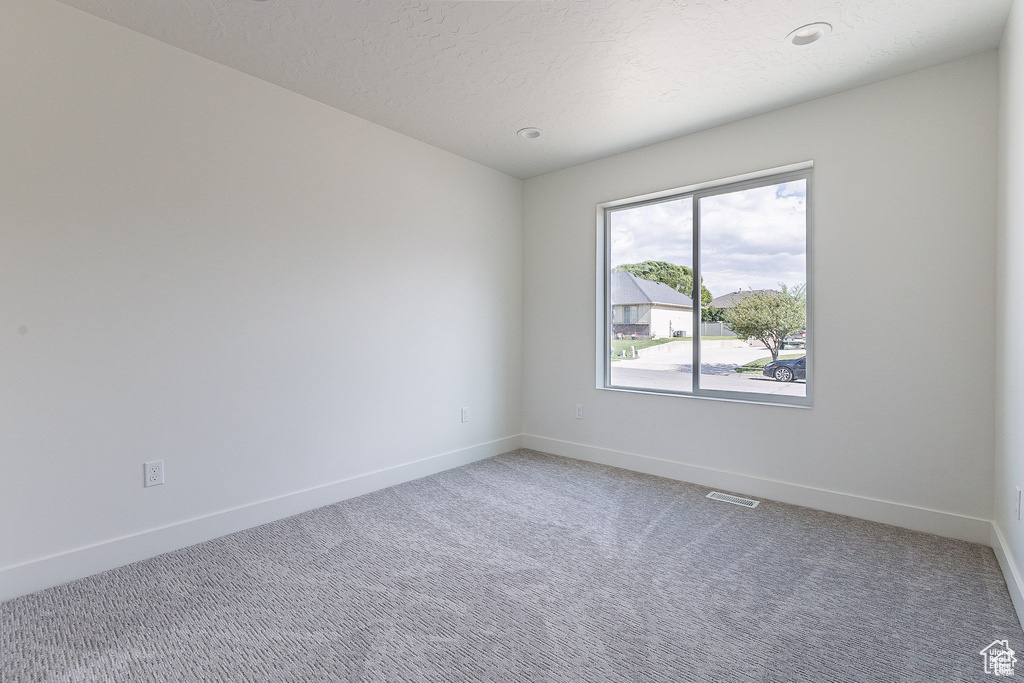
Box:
517;127;542;140
786;22;832;46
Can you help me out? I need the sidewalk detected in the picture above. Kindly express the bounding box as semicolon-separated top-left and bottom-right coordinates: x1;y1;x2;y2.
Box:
609;344;807;397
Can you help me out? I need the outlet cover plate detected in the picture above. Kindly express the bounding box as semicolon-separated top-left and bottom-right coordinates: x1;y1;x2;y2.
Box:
144;460;164;487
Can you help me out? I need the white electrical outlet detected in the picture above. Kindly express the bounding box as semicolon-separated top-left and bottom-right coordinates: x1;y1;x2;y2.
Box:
144;460;164;488
461;407;469;423
575;404;584;419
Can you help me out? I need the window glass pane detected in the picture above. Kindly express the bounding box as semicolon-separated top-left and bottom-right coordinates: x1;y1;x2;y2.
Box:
608;197;694;393
698;180;807;398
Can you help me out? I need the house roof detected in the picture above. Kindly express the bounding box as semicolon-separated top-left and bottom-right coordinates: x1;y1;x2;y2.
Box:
710;289;779;308
611;271;693;308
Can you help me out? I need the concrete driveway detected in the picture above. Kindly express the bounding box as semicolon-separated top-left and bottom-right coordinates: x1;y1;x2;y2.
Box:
609;344;807;397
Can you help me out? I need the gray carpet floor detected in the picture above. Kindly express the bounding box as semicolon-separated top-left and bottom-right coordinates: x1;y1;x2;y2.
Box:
2;449;1021;682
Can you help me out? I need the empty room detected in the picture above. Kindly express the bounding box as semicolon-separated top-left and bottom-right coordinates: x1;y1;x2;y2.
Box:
4;0;1024;680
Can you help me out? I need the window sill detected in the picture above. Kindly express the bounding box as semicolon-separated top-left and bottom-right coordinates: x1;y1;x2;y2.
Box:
599;384;812;409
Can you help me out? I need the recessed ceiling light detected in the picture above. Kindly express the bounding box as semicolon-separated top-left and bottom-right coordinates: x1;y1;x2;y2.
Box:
517;127;542;140
786;22;832;46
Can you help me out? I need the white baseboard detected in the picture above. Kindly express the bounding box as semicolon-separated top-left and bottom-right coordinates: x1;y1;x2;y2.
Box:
522;434;992;545
992;524;1024;630
0;435;522;603
5;433;1003;609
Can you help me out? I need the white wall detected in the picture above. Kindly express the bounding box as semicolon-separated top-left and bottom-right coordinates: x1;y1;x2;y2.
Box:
523;54;998;537
0;0;522;594
996;0;1024;612
649;307;689;339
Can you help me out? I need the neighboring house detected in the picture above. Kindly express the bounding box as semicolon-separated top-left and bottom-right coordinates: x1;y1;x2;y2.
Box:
611;270;692;338
710;289;780;309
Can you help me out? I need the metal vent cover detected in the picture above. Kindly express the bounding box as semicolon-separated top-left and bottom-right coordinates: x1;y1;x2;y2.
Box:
706;491;760;508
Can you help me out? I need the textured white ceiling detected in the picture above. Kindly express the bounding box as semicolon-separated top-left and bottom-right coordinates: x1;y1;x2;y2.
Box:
56;0;1011;178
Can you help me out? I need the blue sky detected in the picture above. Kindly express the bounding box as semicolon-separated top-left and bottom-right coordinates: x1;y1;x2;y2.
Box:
609;180;806;298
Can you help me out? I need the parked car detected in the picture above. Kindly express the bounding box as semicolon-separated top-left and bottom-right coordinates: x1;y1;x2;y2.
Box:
763;355;806;382
781;330;806;348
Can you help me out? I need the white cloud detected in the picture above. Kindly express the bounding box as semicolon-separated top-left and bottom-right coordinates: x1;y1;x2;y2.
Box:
610;180;806;298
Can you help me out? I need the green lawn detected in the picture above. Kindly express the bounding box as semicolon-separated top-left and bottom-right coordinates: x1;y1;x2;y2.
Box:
680;335;736;341
735;353;805;373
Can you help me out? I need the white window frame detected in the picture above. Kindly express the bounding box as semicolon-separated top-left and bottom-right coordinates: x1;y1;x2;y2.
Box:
596;162;813;408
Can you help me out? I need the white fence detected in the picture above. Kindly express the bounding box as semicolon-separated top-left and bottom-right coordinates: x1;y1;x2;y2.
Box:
700;322;737;337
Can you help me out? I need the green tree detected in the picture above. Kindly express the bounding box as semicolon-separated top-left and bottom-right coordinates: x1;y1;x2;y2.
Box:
702;305;726;323
615;261;712;308
723;284;806;361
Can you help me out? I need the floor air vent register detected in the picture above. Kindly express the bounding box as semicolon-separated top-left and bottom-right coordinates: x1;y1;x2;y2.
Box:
706;491;760;508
